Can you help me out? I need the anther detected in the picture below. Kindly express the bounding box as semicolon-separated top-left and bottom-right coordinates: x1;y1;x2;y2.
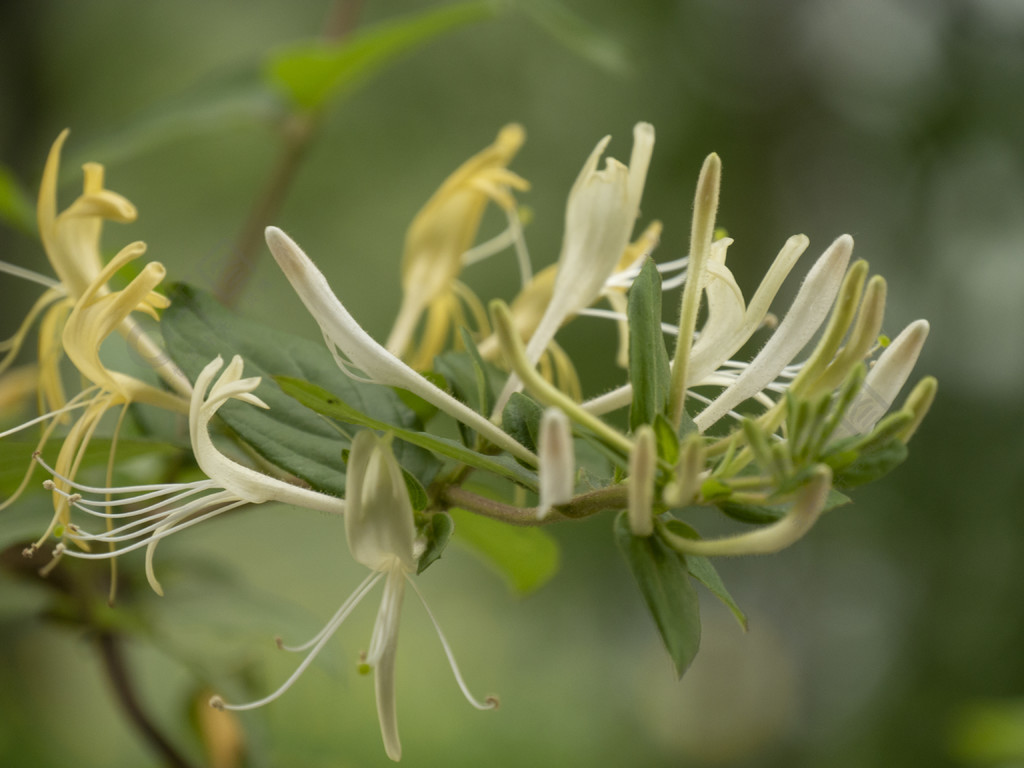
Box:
209;695;225;710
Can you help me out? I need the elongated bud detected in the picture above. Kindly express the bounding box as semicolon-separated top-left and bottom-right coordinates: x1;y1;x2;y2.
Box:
537;407;574;519
662;465;832;556
835;319;929;438
813;274;887;394
669;153;721;429
628;425;657;536
896;375;937;443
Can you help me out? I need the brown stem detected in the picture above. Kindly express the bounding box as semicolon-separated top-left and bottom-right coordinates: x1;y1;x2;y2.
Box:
96;631;199;768
213;0;364;307
441;484;629;526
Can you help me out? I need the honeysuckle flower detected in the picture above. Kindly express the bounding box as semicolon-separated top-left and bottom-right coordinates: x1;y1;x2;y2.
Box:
265;225;537;465
537;406;574;520
212;430;496;762
494;122;655;414
580;234;851;426
476;220;664;399
10;243;190;548
40;355;344;594
0;129;191;405
834;318;930;438
576;152;861;436
691;235;855;432
386;124;529;368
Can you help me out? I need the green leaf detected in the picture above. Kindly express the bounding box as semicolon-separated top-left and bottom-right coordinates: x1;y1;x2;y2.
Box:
716;499;786;525
716;485;851;524
267;2;495;112
628;258;671;431
614;511;701;678
500;392;544;454
162;283;438;496
0;164;36;236
0;438;181;499
832;439;908;489
653;413;680;466
663;519;747;631
448;507;559;594
277;375;539;491
433;341;503;446
392;371;444;424
401;469;429;512
417;512;454;574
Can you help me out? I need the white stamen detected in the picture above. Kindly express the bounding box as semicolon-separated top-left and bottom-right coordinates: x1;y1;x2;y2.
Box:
408;579;498;711
214;571;383;713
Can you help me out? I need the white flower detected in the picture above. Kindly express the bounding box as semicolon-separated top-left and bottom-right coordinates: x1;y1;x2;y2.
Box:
495;123;655;412
536;407;574;520
834;319;930;438
264;226;536;466
691;235;854;431
581;234;854;427
211;430;496;762
41;355;344;594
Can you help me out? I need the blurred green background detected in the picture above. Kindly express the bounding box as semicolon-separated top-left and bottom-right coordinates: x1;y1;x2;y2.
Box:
1;1;1023;766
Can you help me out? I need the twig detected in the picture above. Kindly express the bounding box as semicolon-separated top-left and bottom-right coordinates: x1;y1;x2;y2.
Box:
97;631;199;768
213;0;364;307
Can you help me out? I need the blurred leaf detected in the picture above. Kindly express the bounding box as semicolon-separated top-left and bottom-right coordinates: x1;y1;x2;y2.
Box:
628;258;671;431
663;519;746;631
0;437;180;499
267;2;496;112
417;512;454;574
70;82;276;169
163;283;438;496
0;164;35;236
614;510;701;678
951;699;1024;764
277;375;538;491
448;507;558;593
514;0;631;75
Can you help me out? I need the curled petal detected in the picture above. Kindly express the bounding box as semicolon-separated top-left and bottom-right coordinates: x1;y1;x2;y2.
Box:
266;226;536;465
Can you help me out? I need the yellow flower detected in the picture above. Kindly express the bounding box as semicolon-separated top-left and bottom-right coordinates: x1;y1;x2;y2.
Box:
385;124;528;368
24;243;190;560
1;130;190;404
1;132;190;532
2;129;135;405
